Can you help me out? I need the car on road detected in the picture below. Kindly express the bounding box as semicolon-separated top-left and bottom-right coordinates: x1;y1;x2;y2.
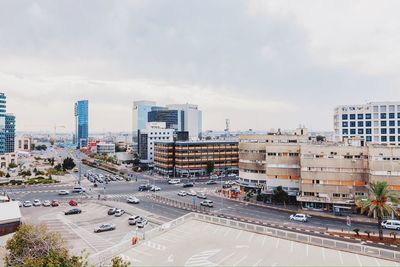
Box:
64;208;82;215
197;193;207;199
187;190;197;196
115;209;125;217
127;196;140;204
382;220;400;230
200;200;214;207
289;213;308;222
150;186;161;191
137;219;148;228
58;190;69;195
51;200;59;207
178;191;187;197
16;201;22;207
227;173;237;178
128;216;143;225
42;200;51;207
94;223;116;233
183;183;194;188
108;208;117;215
69;200;78;206
23;200;32;207
209;174;219;180
72;186;86;193
168;179;181;184
33;199;42;207
138;184;152;191
222;184;232;189
206;180;217;185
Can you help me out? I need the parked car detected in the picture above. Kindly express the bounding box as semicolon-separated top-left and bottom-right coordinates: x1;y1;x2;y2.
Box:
183;183;194;188
108;208;117;215
289;214;308;222
222;184;232;189
42;200;51;207
177;191;187;197
206;180;217;185
65;208;82;215
69;200;78;206
58;190;69;195
72;186;86;193
33;199;42;207
115;209;125;217
210;175;219;180
128;216;143;225
200;200;214;207
16;201;22;207
23;200;32;207
197;193;207;199
168;179;181;184
138;184;152;191
382;220;400;230
187;190;197;196
127;196;140;204
227;173;237;178
150;186;161;192
94;223;116;233
137;219;148;228
51;200;59;207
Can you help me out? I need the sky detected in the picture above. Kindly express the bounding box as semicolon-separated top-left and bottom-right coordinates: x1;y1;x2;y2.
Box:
2;0;400;133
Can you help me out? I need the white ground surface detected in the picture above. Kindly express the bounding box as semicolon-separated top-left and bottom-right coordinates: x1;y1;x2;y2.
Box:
119;220;398;267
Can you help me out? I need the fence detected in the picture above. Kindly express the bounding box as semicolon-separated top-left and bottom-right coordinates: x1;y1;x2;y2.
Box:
192;213;400;263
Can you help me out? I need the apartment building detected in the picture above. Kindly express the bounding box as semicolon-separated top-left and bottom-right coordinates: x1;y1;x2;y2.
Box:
334;101;400;145
154;140;239;177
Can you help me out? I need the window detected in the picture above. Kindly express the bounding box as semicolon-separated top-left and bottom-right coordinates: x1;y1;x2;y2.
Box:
366;136;372;142
342;114;348;120
381;113;387;119
366;121;371;127
333;193;340;198
389;113;395;119
381;121;387;127
398;128;400;134
366;128;372;134
381;128;387;134
389;120;395;126
398;121;400;127
350;121;356;127
390;128;396;134
358;129;364;134
390;136;396;142
357;121;363;127
342;129;348;135
398;113;400;119
342;122;348;127
357;114;363;119
350;129;356;135
381;136;387;142
365;113;372;119
349;114;356;120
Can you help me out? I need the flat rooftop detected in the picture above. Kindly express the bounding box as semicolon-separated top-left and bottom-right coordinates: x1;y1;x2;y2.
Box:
119;219;396;266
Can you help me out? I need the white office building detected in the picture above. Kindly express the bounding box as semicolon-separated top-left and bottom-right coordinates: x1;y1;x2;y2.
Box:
166;103;202;140
334;101;400;145
96;143;116;154
138;122;174;164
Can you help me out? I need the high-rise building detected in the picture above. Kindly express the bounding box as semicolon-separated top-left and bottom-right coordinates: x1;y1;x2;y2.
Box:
0;93;6;154
334;101;400;145
74;100;89;148
166;104;202;140
5;114;15;153
148;109;185;131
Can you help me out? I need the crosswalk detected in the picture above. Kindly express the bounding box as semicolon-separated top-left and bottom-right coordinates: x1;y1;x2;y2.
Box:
185;249;221;266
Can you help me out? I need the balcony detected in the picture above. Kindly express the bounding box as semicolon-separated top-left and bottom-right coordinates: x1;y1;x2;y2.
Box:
296;195;355;205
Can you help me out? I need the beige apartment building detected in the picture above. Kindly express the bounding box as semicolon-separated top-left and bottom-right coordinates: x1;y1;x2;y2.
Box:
239;130;400;212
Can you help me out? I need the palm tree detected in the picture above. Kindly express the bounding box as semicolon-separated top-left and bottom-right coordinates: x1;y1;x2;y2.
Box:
356;181;400;240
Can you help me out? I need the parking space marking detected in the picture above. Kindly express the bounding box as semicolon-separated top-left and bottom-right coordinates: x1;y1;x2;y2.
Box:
262;236;266;247
275;238;280;248
356;254;362;267
234;256;247;267
216;252;235;265
252;259;263;267
290;241;294;253
224;228;231;237
235;230;243;240
374;257;381;267
338;251;344;265
322;247;326;261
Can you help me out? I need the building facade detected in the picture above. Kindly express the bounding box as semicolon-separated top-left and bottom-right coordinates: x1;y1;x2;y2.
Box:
0;93;6;154
96;143;116;154
5;114;15;153
154;140;239;177
334;101;400;145
148;109;185;131
15;136;31;152
74;100;89;148
166;104;202;140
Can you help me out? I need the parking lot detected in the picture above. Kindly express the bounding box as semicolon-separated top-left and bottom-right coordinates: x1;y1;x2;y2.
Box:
119;220;397;266
21;202;156;256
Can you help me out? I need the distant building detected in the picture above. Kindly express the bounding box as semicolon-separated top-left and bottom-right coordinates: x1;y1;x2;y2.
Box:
15;136;31;152
0;153;17;169
166;104;202;140
334;101;400;145
148;109;185;131
5;114;15;153
74;100;89;148
96;143;116;154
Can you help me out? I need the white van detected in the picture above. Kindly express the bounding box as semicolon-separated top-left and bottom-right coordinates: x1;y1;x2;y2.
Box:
72;186;86;193
381;220;400;230
168;179;181;184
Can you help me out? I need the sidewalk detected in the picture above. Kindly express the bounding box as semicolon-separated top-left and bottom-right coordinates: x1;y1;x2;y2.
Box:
212;191;377;225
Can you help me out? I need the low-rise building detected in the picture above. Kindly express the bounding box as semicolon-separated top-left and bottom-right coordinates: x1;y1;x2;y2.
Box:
15;136;31;152
154;140;239;177
96;143;116;155
0;200;21;236
0;153;17;169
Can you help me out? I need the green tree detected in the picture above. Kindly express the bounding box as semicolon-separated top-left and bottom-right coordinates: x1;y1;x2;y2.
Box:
8;162;18;169
206;161;214;175
63;157;76;170
5;224;86;267
272;186;289;204
111;256;130;267
316;135;325;142
356;181;400;240
353;228;360;236
5;172;10;178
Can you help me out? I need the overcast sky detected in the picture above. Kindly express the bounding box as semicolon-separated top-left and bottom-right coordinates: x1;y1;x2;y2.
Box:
2;0;400;133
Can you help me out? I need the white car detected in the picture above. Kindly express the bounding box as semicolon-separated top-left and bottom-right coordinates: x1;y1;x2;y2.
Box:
128;216;143;225
150;186;161;191
58;190;69;195
23;200;32;207
42;200;51;207
115;209;125;217
127;196;140;204
200;200;214;207
187;190;197;196
33;199;42;207
289;214;308;222
168;179;181;184
177;191;187;197
137;219;148;228
381;220;400;230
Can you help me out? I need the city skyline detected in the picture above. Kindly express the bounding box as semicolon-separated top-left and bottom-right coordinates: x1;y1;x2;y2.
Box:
3;1;400;133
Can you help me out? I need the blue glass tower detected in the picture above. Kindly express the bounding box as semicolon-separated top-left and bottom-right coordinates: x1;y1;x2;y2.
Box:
74;100;89;148
0;93;7;154
5;114;15;153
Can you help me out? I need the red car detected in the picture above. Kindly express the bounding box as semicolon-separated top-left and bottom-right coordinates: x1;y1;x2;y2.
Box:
69;200;78;206
51;200;59;207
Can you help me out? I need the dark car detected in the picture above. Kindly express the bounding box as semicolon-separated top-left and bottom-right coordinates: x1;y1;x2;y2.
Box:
108;208;117;215
65;208;82;215
138;184;152;191
183;183;194;188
